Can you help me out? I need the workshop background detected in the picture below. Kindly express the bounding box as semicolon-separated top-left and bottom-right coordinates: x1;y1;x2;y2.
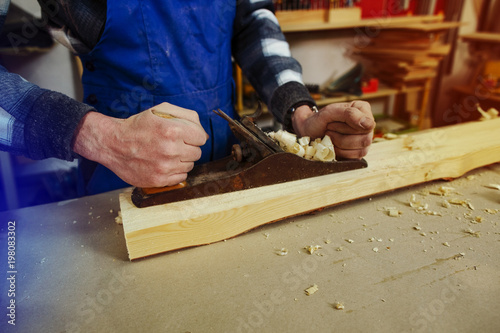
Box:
0;0;499;211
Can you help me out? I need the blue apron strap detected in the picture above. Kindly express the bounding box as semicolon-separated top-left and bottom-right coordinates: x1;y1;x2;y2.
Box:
78;1;237;195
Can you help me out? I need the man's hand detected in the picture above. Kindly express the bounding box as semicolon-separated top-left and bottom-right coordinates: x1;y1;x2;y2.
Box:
73;102;208;188
291;100;375;159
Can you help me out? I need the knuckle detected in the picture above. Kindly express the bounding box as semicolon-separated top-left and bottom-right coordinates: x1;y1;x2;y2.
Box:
164;124;183;140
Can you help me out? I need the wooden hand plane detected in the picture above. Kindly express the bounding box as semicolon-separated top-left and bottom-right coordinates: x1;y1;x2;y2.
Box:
131;106;367;208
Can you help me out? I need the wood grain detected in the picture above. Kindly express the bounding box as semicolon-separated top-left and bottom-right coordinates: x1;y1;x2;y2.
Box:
120;118;500;259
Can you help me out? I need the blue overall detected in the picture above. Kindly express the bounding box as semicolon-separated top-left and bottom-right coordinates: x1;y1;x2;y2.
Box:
78;1;237;194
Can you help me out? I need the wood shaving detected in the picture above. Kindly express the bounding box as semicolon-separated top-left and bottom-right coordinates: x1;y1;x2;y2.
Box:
345;239;354;244
448;198;474;209
379;206;401;217
305;245;322;255
333;302;345;310
477;104;499;121
464;229;481;238
442;200;451;208
277;248;288;256
305;284;318;296
443;242;450;247
388;209;401;217
383;133;399;140
484;209;498;214
429;186;456;196
267;130;335;161
484;184;500;190
409;194;440;215
114;211;123;225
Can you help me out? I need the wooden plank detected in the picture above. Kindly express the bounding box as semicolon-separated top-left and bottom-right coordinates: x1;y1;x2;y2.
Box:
120;118;500;259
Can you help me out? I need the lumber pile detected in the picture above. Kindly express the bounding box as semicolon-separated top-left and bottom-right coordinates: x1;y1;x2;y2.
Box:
120;118;500;260
354;24;456;87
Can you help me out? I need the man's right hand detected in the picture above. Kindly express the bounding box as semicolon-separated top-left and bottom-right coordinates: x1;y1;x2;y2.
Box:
72;102;209;188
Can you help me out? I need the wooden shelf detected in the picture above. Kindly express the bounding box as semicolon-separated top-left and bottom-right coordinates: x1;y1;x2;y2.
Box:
280;14;446;33
460;32;500;44
238;87;400;117
315;87;399;106
453;85;500;103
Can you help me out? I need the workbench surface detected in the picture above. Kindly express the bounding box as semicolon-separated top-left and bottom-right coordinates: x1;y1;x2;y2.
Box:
1;164;499;332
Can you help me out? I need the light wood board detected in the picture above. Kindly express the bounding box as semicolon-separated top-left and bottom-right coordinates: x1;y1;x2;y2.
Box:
120;118;500;259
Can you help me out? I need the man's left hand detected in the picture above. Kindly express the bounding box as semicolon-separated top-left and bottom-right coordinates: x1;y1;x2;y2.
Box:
291;100;375;160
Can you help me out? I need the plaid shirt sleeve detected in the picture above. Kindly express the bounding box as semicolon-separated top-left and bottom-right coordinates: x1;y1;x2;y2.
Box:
0;66;94;161
232;0;315;128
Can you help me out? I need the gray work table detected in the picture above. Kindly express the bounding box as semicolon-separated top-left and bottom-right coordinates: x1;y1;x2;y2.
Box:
1;164;499;333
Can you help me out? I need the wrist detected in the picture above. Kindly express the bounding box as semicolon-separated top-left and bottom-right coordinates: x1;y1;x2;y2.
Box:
72;111;121;164
291;104;318;136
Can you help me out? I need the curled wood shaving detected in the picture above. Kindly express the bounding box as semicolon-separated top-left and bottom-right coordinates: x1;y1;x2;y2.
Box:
267;130;335;162
477;104;499;121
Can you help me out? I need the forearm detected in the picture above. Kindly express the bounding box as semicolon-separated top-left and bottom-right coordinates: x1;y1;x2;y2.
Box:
232;1;314;126
0;65;93;160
